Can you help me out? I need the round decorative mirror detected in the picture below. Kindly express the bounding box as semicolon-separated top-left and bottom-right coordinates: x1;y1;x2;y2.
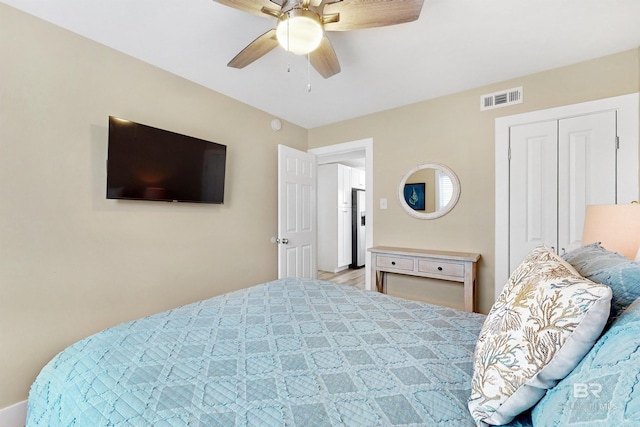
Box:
398;163;461;219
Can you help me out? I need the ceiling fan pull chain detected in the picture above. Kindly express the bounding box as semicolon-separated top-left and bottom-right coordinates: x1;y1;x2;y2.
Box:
307;53;311;92
286;13;290;52
287;15;291;73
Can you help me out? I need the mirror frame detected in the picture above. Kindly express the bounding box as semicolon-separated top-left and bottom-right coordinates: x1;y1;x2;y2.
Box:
398;162;461;219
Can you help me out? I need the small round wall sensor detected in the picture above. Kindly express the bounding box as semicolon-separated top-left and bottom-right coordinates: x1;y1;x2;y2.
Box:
271;119;282;131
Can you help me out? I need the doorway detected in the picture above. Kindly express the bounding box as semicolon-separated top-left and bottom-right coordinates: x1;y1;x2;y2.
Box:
309;138;374;290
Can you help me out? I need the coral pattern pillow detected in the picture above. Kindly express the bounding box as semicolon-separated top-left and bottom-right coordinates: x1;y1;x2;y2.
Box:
468;245;612;426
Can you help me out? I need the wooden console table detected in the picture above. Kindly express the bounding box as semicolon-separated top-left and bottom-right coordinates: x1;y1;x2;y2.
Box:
368;246;481;312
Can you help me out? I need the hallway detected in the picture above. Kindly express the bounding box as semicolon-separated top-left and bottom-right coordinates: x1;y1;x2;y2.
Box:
317;268;365;290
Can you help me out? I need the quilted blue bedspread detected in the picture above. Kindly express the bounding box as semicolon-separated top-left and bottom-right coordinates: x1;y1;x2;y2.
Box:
27;278;532;426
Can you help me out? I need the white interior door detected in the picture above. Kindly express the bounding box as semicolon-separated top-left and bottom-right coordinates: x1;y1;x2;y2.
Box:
557;111;617;254
508;112;618;272
277;144;317;279
509;120;559;272
495;93;639;300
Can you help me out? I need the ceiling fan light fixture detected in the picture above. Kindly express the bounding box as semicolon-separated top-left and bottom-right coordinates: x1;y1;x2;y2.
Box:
276;9;323;55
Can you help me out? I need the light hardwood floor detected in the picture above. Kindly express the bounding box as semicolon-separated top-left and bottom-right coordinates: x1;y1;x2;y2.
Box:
317;268;365;290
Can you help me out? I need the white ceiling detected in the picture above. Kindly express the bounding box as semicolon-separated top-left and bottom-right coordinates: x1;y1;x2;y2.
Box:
4;0;640;129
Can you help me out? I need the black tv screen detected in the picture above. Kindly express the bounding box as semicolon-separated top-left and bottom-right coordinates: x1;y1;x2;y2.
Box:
107;116;226;204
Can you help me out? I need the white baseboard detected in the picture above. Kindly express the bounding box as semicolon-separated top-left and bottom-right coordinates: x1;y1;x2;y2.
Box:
0;400;27;427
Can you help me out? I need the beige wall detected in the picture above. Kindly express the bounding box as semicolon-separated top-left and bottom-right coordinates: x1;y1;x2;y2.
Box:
2;2;639;412
0;5;307;408
309;48;640;315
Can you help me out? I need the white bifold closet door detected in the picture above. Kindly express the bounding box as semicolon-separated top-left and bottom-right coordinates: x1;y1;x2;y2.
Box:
508;110;617;273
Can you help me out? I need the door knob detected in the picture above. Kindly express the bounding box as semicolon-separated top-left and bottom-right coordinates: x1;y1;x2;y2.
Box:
270;237;289;244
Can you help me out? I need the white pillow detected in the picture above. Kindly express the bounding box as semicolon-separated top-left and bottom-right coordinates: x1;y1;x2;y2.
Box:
468;245;611;425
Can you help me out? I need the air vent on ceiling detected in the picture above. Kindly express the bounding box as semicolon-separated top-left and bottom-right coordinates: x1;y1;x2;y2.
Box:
480;86;523;111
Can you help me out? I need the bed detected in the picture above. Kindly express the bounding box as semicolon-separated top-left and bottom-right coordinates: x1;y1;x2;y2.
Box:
26;243;640;426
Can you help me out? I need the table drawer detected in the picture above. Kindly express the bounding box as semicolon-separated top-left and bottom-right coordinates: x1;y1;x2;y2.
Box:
418;259;464;278
376;255;414;271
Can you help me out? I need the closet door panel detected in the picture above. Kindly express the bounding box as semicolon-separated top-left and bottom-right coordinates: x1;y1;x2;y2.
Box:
558;111;617;254
509;121;558;272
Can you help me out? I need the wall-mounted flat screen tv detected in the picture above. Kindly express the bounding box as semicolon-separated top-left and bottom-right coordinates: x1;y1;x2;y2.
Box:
107;116;226;204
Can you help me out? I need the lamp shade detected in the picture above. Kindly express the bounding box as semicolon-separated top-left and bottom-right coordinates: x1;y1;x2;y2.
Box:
276;9;323;55
582;204;640;260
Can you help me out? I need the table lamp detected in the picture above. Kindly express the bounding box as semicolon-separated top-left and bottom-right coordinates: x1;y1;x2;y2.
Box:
582;203;640;260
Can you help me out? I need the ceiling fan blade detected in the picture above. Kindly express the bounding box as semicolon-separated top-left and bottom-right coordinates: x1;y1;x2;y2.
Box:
309;36;341;78
227;29;279;68
323;0;424;31
213;0;283;18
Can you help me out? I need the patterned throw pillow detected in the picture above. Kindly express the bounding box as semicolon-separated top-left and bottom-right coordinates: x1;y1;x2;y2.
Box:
468;245;612;426
532;297;640;426
563;242;640;326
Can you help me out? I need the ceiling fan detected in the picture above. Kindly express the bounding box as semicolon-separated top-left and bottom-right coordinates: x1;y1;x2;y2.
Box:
213;0;425;78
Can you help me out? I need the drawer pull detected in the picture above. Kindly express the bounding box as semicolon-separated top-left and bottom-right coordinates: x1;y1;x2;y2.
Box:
391;261;396;265
437;266;443;271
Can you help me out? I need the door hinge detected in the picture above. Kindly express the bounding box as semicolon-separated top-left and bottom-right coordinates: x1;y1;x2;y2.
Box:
508;145;511;161
616;136;620;149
